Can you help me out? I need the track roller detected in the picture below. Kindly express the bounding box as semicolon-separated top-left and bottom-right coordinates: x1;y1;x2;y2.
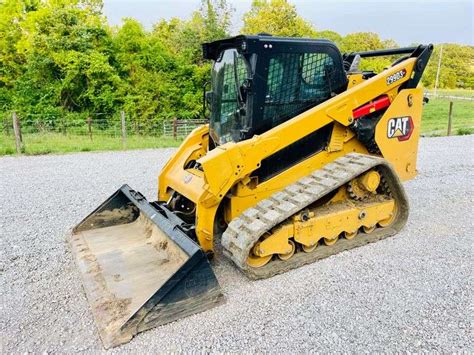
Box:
278;240;296;260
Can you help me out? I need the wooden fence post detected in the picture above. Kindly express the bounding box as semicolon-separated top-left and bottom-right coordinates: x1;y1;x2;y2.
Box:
61;116;66;136
447;101;453;136
121;111;127;149
173;117;178;140
12;112;24;154
87;116;93;141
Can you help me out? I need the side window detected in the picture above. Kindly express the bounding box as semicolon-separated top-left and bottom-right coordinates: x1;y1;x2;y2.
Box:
301;53;334;87
266;57;284;100
263;52;334;125
220;51;247;126
211;49;249;144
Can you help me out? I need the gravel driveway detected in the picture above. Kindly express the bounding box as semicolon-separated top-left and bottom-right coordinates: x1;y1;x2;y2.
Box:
1;136;473;353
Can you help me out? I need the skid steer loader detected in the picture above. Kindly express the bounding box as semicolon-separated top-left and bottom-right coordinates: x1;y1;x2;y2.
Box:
69;35;433;348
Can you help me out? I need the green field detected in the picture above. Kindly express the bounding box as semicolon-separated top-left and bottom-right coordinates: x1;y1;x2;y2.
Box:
0;133;181;155
1;92;473;156
421;97;474;136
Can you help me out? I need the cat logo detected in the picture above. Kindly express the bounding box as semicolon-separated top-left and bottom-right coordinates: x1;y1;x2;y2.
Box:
387;116;413;141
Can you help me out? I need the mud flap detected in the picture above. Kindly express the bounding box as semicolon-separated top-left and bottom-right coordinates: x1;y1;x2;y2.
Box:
69;185;224;349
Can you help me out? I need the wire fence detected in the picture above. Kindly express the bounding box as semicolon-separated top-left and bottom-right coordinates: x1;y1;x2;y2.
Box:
1;111;208;154
163;118;209;138
424;89;474;101
1;112;208;138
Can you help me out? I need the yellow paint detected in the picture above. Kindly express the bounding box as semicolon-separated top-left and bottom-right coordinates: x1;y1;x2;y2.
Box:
347;73;365;88
294;199;395;247
359;170;381;192
375;88;423;180
327;123;347;152
249;197;395;259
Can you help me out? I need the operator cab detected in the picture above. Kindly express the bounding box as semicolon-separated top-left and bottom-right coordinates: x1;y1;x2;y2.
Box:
203;34;348;147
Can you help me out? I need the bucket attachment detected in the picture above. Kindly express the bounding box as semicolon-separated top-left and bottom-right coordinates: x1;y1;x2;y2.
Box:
69;185;224;349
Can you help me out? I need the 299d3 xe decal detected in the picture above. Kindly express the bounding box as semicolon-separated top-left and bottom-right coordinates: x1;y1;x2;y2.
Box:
387;116;414;141
386;68;407;85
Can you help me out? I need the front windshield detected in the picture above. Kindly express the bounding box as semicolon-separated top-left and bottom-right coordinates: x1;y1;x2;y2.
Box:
209;48;249;145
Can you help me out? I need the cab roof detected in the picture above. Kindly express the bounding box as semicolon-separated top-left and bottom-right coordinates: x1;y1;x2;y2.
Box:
202;34;338;61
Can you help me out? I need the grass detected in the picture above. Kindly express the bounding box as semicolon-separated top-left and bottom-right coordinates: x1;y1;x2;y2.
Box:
421;97;474;136
0;133;181;155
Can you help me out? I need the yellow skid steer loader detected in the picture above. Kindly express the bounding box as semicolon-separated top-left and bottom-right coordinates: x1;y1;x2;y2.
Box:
69;35;433;348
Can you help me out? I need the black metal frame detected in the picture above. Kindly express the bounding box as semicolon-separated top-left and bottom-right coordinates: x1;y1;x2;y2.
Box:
343;44;434;89
343;46;419;60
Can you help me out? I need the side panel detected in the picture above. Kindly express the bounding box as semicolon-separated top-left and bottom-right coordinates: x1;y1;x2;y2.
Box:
375;88;423;181
226;138;368;222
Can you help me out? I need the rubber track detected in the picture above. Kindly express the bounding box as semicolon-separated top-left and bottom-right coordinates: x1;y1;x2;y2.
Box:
221;153;409;280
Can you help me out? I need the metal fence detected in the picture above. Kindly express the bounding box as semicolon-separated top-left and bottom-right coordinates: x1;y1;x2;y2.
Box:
162;118;209;138
424;90;474;101
1;111;208;154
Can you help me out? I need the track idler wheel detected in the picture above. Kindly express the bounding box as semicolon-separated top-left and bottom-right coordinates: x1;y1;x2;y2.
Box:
247;252;272;268
378;203;398;228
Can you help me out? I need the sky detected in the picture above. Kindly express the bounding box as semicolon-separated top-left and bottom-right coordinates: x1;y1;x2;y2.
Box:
103;0;474;46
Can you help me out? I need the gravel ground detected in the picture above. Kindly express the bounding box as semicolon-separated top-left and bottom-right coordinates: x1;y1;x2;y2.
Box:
1;136;473;353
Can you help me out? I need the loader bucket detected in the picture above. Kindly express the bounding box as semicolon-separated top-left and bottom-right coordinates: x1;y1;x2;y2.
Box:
69;185;224;349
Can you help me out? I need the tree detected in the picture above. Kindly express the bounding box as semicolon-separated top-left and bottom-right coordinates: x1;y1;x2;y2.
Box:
153;0;233;64
422;44;474;89
339;32;385;53
316;30;342;45
0;0;41;113
340;32;395;72
114;18;185;126
241;0;316;37
7;0;121;124
199;0;233;42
